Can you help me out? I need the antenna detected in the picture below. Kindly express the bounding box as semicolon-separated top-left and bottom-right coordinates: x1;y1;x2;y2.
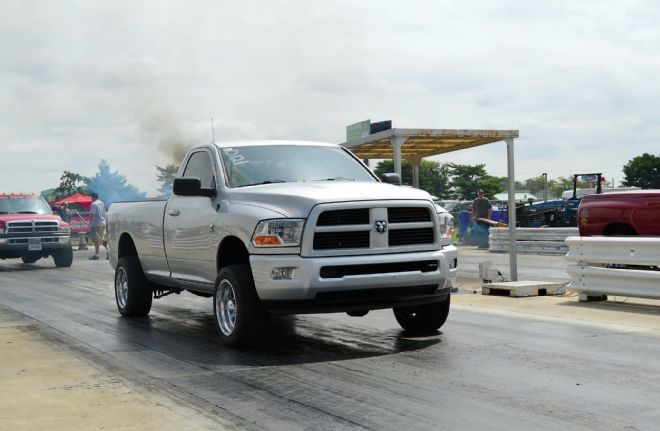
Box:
210;118;216;144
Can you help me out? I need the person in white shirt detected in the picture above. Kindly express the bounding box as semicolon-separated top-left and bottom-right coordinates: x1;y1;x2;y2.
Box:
89;192;108;260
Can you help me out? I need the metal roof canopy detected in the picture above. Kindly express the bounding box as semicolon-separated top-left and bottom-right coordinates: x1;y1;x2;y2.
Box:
341;127;521;281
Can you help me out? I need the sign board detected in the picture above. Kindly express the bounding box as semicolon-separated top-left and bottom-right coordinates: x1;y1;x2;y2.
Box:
370;120;392;134
346;120;371;141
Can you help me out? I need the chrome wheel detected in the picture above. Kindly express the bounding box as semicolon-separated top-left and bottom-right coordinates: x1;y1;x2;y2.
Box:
216;279;237;336
115;267;129;310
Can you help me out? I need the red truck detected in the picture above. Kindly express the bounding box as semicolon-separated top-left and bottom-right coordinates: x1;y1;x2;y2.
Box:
578;190;660;236
0;193;73;266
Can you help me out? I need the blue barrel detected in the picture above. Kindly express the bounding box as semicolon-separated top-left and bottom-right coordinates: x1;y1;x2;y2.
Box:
459;210;470;237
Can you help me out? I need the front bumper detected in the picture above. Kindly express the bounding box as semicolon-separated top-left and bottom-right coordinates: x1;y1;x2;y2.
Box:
250;245;458;314
0;235;70;258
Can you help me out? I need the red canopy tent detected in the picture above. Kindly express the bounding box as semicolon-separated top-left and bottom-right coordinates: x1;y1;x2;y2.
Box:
53;193;93;211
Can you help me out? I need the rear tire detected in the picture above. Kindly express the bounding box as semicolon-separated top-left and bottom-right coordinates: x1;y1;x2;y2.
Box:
53;244;73;267
393;295;451;334
213;265;269;348
114;256;152;317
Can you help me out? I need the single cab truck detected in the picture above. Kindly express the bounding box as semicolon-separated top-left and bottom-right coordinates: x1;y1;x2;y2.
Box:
108;141;458;347
578;190;660;236
0;193;73;266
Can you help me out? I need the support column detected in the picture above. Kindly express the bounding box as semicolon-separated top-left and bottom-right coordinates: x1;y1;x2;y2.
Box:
409;156;421;189
505;138;518;281
390;136;407;177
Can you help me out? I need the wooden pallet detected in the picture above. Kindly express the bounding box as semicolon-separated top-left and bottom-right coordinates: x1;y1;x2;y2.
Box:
482;281;567;297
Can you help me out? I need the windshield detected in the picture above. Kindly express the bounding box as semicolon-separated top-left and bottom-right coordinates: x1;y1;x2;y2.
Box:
0;197;53;214
219;145;377;187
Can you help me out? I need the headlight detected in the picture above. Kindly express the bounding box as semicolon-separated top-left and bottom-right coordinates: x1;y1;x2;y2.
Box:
437;212;453;244
252;219;305;247
59;223;70;234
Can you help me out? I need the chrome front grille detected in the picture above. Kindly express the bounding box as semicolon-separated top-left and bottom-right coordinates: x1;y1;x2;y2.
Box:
7;220;59;234
309;203;436;254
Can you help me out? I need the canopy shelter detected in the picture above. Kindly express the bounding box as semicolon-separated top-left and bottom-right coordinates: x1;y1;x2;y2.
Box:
341;127;521;281
53;193;92;210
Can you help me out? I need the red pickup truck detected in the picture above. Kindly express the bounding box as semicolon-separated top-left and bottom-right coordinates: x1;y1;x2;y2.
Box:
578;190;660;236
0;193;73;266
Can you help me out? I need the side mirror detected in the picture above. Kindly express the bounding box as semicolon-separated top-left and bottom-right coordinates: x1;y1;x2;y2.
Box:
173;178;216;197
381;173;402;185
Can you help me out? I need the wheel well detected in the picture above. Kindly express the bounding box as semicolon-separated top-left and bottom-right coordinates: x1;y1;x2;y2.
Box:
117;233;138;259
602;223;638;236
217;236;250;272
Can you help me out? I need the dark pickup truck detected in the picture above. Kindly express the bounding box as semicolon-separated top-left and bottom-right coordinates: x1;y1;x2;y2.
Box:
578;190;660;236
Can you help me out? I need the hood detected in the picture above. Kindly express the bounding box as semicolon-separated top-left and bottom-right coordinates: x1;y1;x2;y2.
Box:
229;181;433;218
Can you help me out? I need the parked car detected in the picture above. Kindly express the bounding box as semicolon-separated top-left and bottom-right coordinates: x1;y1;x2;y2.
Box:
578;190;660;236
0;193;73;266
108;140;458;347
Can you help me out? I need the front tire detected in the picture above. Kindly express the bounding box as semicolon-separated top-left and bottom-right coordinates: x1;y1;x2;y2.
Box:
393;295;451;334
53;244;73;267
213;265;269;348
114;256;152;317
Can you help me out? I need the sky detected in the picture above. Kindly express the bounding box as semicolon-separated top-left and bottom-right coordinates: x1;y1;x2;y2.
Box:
1;0;659;195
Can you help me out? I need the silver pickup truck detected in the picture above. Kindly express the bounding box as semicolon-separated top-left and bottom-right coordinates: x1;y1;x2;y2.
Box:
108;140;458;347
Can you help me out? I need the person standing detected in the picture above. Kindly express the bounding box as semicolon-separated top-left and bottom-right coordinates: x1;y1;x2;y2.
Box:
89;192;108;260
471;189;492;222
471;189;492;249
59;202;71;224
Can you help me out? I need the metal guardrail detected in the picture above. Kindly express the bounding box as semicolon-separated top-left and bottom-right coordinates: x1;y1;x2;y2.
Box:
565;236;660;300
489;228;578;255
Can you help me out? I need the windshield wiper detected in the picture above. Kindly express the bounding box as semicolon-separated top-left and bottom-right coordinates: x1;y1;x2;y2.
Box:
310;177;355;181
17;211;38;214
238;180;287;187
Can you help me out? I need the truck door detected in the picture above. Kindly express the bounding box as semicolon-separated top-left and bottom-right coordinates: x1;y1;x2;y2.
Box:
633;194;660;235
164;149;218;287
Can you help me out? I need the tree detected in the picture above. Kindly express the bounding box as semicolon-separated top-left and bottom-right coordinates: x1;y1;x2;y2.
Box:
374;160;452;198
85;160;146;207
54;171;89;200
155;164;179;196
448;164;502;199
549;176;574;199
622;153;660;189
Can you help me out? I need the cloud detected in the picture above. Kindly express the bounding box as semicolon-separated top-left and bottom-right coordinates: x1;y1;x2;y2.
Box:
1;0;659;195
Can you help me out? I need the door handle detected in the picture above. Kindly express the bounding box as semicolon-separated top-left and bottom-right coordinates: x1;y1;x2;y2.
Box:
168;209;181;216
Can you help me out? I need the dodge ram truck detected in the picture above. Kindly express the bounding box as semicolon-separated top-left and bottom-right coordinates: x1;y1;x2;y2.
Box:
108;140;458;347
578;190;660;236
0;193;73;266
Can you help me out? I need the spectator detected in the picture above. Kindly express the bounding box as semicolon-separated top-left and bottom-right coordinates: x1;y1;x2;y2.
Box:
471;189;492;222
471;189;493;249
59;202;71;224
89;192;108;260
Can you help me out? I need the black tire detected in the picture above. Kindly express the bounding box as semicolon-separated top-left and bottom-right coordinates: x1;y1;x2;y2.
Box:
21;255;39;264
393;295;451;334
114;256;153;317
213;265;269;348
53;244;73;267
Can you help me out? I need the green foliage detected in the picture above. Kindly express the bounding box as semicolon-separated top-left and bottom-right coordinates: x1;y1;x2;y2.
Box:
622;153;660;189
155;164;179;196
448;164;504;199
374;159;452;198
54;171;89;199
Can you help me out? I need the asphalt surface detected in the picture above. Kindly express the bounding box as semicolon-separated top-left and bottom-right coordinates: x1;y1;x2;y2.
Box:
1;248;659;430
